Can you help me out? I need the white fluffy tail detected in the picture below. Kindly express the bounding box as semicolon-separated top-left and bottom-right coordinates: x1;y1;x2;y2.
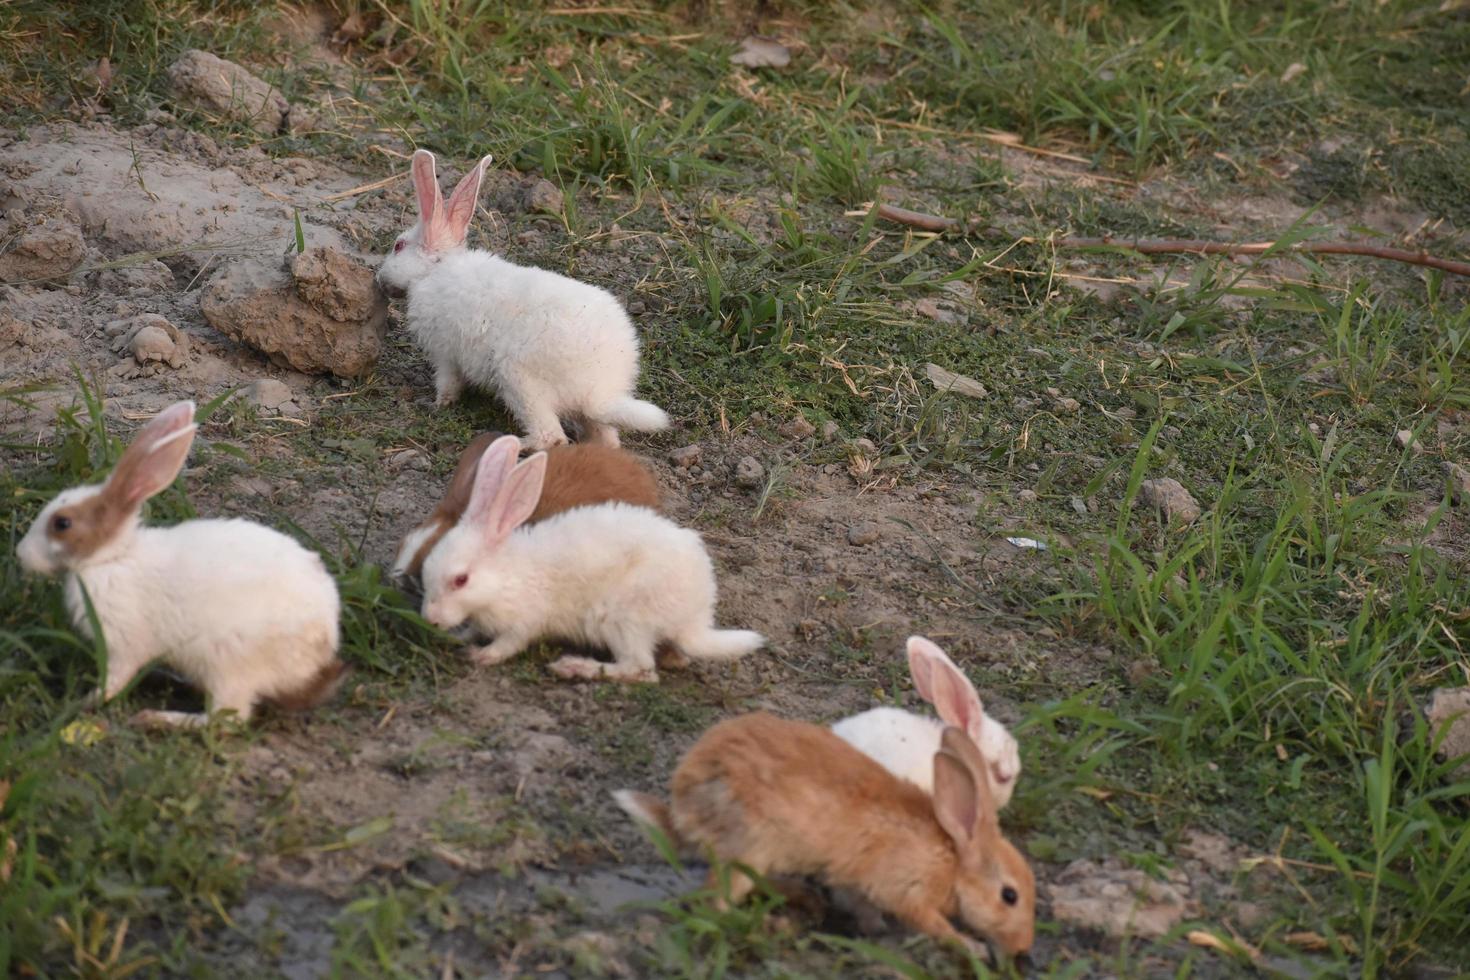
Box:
613;789;678;841
677;628;765;662
597;396;670;432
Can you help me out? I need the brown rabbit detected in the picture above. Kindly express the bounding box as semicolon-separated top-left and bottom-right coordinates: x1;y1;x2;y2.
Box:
391;430;662;585
614;712;1035;961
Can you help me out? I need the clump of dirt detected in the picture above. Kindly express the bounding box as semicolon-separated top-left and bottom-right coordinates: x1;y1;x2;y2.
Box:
201;246;386;377
166;49;311;136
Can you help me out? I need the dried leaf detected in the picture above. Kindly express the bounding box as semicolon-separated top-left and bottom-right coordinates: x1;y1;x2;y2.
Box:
1187;930;1260;962
1280;62;1307;84
61;719;107;747
730;36;791;69
925;362;989;399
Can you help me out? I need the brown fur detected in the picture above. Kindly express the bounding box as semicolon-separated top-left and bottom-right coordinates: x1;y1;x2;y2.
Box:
628;712;1035;959
44;492;130;561
402;434;662;580
267;658;350;712
48;406;196;562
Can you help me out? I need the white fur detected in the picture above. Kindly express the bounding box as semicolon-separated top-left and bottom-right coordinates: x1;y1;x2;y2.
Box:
377;150;668;450
421;502;762;682
17;404;341;726
831;639;1020;808
389;519;440;585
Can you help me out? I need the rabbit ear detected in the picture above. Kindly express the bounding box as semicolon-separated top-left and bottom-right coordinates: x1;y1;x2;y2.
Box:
103;401;198;512
464;435;522;529
440;432;502;523
483;452;546;542
924;652;985;739
411;149;442;227
442;154;492;246
907;635;942;700
934;726;999;848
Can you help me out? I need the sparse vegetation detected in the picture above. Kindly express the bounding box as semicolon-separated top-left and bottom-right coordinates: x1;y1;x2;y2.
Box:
3;0;1469;976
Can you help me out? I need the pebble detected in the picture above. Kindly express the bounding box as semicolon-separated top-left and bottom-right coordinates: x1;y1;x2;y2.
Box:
852;437;878;455
1139;477;1201;524
847;522;882;546
780;416;816;440
1017;489;1038;503
821;420;841;443
734;456;765;489
668;444;701;469
246;378;293;410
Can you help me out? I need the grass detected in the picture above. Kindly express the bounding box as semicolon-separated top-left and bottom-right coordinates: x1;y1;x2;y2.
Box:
3;0;1470;976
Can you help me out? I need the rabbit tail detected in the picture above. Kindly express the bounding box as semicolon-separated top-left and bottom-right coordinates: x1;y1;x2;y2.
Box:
596;396;671;433
677;628;765;661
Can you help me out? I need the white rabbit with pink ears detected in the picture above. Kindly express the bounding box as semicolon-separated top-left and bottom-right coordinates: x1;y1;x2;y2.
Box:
377;149;669;450
832;635;1021;808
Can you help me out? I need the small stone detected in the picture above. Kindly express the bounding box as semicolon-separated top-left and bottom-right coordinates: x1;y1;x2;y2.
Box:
1308;421;1321;435
167;49;290;135
523;179;564;215
796;619;821;639
847;522;882;547
1139;477;1202;525
1395;429;1422;452
1017;489;1038;503
1426;687;1470;781
389;449;430;471
668;444;701;469
1056;396;1081;413
852;437;878;455
246;378;294;410
1442;462;1470;506
821;420;841;443
1232;902;1268;930
105;313;189;375
1070;496;1087;516
1126;660;1154;685
1050;858;1195;939
779;415;816;440
734;456;765;489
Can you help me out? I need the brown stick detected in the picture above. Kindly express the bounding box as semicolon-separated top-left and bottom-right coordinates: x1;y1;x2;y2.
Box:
1056;236;1470;278
864;204;1470;277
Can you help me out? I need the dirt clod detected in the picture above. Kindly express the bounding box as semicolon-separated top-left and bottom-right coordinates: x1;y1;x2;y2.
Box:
1442;462;1470;505
246;378;294;410
201;248;385;378
669;444;702;469
1425;687;1470;780
167;49;291;135
847;522;882;546
0;212;86;284
821;420;841;443
106;313;189;377
734;455;766;489
1139;477;1201;525
780;415;816;440
1050;858;1196;938
524;179;564;215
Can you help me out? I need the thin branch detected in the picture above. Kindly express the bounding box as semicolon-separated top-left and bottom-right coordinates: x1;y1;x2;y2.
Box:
862;204;1470;277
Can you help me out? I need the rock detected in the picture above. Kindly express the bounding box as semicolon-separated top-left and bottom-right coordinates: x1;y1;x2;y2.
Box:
734;456;765;489
1395;429;1422;453
167;49;289;135
925;362;988;399
1050;858;1195;939
202;248;386;377
821;420;841;443
105;314;189;377
847;522;882;547
1443;462;1470;506
779;415;816;440
852;437;878;455
246;378;294;410
290;247;381;322
0;213;86;284
669;444;701;469
388;449;430;471
1426;687;1470;781
1056;396;1081;413
730;36;791;68
523;179;564;215
1139;477;1201;525
1016;489;1038;503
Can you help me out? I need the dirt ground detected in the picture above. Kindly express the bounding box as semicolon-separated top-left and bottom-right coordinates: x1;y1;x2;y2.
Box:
4;7;1469;976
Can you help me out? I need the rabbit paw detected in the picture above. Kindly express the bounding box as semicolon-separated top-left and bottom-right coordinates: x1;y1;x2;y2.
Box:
549;656;657;684
468;640;521;666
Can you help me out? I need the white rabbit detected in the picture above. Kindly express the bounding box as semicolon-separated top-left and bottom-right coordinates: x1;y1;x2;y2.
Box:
376;149;670;450
419;434;763;683
832;636;1020;808
16;401;346;728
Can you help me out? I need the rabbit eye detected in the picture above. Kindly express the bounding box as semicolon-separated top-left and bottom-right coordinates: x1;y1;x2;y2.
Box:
52;514;72;533
393;239;407;253
452;572;469;589
1001;886;1018;906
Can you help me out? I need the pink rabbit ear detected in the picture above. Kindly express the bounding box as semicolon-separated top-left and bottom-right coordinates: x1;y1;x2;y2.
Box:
464;435;522;529
411;149;442;223
915;637;985;736
441;154;492;247
104;401;198;511
486;452;546;541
